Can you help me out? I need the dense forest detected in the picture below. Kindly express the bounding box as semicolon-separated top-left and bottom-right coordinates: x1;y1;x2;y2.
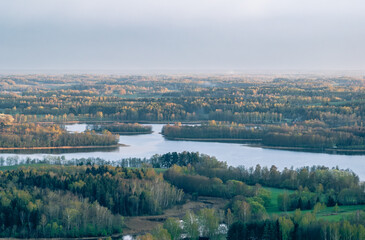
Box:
21;151;362;211
0;152;364;239
0;164;183;237
152;152;365;210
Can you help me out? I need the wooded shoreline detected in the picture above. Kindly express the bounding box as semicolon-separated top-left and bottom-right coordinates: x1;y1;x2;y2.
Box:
0;144;124;151
164;136;365;155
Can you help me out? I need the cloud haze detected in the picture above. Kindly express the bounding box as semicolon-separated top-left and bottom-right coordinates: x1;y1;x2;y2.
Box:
0;0;364;72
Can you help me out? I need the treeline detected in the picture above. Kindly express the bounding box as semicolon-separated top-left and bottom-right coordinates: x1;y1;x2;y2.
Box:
146;152;364;210
89;122;152;134
8;151;361;211
227;210;365;240
2;152;364;213
64;151;363;208
162;122;365;150
278;186;365;211
162;122;261;142
195;163;362;195
195;163;364;209
0;155;150;168
164;165;270;201
0;165;183;237
140;151;360;193
0;122;118;148
262;125;365;149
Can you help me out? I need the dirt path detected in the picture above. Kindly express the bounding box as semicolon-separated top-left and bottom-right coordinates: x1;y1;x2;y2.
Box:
123;196;228;236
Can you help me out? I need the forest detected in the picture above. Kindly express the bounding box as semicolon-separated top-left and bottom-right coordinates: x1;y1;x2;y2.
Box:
0;164;182;237
0;74;364;239
1;74;365;152
162;122;365;151
0;75;364;128
1;152;364;239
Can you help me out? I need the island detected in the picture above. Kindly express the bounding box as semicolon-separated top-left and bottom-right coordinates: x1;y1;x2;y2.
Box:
89;122;152;135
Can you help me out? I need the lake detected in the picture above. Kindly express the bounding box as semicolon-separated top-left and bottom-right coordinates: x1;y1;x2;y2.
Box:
1;124;365;180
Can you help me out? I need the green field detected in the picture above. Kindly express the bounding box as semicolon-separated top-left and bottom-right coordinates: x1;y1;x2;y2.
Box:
264;187;295;213
316;205;365;221
265;187;365;221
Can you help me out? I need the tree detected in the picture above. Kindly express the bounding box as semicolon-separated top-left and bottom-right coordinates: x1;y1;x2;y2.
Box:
96;111;103;119
198;208;219;239
312;202;325;214
279;217;294;240
136;233;154;240
0;114;14;125
183;211;199;240
163;218;182;240
226;208;234;227
247;199;268;221
152;225;171;240
334;203;340;214
227;221;245;240
233;200;251;223
278;192;290;212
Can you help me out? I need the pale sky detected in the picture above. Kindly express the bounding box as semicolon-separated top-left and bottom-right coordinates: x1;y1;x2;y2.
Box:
0;0;364;72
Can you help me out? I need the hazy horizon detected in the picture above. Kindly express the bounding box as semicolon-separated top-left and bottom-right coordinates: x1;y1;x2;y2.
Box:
1;0;365;71
0;69;364;77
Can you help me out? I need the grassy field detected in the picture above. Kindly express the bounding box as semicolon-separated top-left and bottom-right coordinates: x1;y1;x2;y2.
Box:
316;205;365;221
264;186;365;221
264;187;295;213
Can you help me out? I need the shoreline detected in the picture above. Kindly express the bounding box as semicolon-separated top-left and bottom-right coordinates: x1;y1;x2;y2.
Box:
38;120;203;125
95;131;153;135
164;136;262;143
26;121;365;155
0;144;125;151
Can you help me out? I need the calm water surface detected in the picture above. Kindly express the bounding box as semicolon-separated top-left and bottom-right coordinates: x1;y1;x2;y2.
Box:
1;124;365;179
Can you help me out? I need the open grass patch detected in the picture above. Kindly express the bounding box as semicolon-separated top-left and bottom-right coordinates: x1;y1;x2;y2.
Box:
316;205;365;221
264;187;295;213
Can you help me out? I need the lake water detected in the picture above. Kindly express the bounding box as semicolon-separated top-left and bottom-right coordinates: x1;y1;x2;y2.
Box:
1;124;365;179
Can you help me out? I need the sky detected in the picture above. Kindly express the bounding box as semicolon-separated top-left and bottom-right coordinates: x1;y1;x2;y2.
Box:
0;0;364;73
